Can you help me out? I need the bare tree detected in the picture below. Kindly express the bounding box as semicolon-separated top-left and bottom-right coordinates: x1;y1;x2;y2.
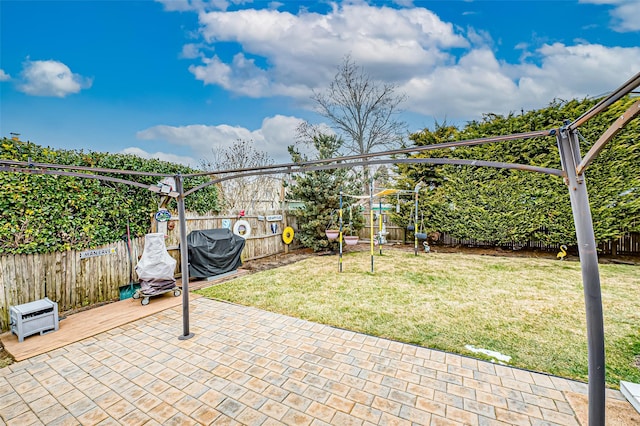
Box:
308;55;407;192
200;139;281;214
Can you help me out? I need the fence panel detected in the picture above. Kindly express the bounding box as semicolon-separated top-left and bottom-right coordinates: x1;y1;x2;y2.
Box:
0;239;134;331
0;213;296;332
164;213;294;272
357;208;640;255
3;213;635;332
598;232;640;255
357;210;407;243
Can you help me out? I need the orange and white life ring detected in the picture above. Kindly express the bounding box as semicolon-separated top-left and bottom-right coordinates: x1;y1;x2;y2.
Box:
233;219;252;238
282;226;294;244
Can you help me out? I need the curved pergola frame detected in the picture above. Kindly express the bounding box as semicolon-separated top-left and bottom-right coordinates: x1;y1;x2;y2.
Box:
2;71;639;426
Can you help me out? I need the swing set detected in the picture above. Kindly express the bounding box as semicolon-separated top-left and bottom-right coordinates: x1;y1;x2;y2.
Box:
325;191;362;272
369;182;430;257
326;181;433;273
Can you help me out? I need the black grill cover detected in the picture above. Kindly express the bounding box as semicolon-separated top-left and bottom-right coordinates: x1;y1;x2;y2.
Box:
187;229;245;278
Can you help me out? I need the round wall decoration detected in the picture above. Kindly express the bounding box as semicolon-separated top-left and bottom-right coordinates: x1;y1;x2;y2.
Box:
154;209;171;222
282;226;295;244
233;219;252;238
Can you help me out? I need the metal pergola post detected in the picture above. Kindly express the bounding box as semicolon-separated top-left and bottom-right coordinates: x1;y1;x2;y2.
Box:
370;178;374;272
557;128;605;426
175;174;194;340
339;191;343;273
414;183;420;256
379;198;383;255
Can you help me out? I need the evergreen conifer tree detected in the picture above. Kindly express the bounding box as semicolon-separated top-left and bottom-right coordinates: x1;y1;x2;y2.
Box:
287;134;364;251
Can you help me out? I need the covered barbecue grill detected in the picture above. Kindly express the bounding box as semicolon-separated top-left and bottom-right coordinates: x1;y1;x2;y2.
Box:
187;229;245;279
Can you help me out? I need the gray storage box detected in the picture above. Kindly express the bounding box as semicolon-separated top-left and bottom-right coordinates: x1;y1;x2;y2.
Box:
10;298;59;342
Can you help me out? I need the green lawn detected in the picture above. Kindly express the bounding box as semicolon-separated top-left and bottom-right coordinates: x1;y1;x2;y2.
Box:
196;249;640;387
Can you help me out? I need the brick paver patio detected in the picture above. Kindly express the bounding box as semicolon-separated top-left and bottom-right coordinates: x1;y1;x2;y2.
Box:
0;297;631;425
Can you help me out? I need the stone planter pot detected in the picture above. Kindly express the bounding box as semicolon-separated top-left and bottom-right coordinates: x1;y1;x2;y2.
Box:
325;230;339;240
344;236;359;245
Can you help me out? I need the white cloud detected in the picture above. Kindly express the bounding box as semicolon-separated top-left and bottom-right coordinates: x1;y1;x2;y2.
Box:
18;60;92;97
0;69;10;81
156;0;220;12
182;2;639;127
466;27;493;48
514;43;640;103
180;43;203;59
393;0;415;7
401;49;519;119
156;0;249;13
580;0;640;32
609;1;640;32
189;53;273;97
136;114;305;164
401;43;640;120
121;147;196;167
190;3;467;96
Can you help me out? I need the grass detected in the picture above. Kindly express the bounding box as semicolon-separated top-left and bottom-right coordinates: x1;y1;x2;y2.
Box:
196;249;640;387
0;344;13;368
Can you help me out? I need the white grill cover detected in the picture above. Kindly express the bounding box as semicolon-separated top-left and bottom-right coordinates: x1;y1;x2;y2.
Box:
135;233;176;291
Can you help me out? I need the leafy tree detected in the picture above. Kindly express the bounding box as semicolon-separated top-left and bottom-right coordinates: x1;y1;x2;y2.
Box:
391;97;639;247
303;55;407;193
286;134;364;252
0;138;219;254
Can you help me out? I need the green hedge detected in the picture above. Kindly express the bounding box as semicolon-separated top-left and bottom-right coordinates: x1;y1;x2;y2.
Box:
393;97;639;246
0;138;219;254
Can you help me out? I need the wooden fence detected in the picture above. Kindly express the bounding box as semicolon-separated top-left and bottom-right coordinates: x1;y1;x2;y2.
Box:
162;213;298;271
2;210;636;332
0;213;297;332
357;210;640;255
434;231;640;255
598;232;640;256
0;237;144;332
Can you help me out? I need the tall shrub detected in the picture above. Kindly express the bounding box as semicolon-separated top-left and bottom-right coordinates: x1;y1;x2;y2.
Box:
0;138;219;254
392;97;639;246
287;134;364;252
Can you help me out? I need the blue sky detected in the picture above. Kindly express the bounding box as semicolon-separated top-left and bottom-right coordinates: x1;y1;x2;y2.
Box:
1;0;639;167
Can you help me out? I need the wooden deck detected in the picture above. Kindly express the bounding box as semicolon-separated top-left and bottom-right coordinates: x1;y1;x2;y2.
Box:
1;292;200;362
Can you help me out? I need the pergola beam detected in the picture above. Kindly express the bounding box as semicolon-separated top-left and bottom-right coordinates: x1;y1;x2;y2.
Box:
576;98;640;175
0;165;155;191
182;130;553;178
569;71;640;131
0;158;171;177
184;152;562;197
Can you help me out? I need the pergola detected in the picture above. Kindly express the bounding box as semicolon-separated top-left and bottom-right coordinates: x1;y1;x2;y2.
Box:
2;71;639;426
